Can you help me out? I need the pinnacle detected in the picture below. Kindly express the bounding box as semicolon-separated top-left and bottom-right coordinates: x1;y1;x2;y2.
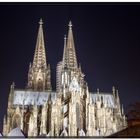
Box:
39;18;43;25
68;21;72;28
97;88;99;93
64;34;66;40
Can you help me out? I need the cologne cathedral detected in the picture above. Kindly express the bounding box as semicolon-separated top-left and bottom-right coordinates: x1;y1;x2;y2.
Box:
2;19;127;137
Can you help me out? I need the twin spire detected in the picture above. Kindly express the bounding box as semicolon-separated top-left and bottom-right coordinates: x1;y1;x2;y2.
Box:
28;19;77;91
33;19;77;71
62;21;78;69
33;19;47;69
27;19;51;91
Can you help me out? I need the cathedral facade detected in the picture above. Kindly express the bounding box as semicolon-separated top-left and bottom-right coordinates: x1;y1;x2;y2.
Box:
3;19;127;137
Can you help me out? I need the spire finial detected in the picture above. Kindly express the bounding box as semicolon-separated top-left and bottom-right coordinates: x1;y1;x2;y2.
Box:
112;86;115;94
64;34;66;40
97;88;99;94
11;82;15;90
39;18;43;25
68;21;72;29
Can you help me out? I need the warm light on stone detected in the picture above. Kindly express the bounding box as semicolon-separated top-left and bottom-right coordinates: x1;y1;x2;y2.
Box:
2;20;127;137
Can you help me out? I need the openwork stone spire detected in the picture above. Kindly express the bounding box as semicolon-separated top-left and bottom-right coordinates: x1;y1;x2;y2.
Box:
62;21;78;69
33;18;47;69
62;35;67;67
27;19;51;91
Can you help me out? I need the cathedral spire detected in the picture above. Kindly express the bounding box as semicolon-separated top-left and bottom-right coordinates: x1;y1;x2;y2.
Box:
27;19;51;91
62;35;67;67
62;21;78;69
33;18;47;69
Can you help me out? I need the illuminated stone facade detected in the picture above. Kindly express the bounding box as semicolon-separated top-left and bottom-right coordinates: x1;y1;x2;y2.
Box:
3;19;127;137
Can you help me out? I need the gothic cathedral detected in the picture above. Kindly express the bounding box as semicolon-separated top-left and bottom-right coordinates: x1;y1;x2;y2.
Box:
2;19;127;137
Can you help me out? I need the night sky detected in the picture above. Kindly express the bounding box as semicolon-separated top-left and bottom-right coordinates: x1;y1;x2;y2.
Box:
0;3;140;131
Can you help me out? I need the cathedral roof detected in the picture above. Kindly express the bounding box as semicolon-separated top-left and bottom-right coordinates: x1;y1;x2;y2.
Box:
91;92;116;108
12;89;116;108
7;127;25;137
13;90;56;106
